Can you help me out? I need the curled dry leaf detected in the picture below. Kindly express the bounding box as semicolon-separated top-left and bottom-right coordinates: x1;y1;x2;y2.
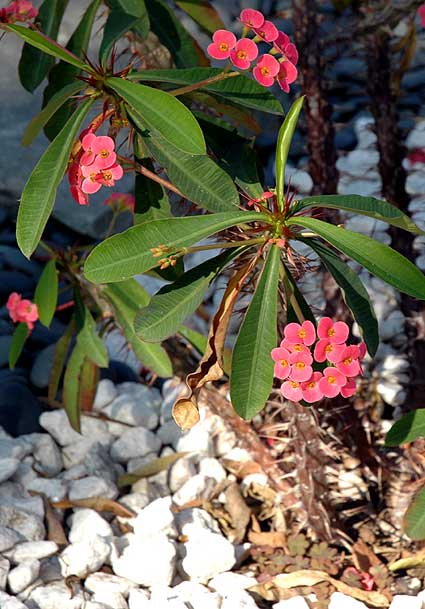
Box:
173;259;257;430
221;458;263;479
118;451;189;487
248;530;287;548
250;569;389;607
51;497;136;518
389;548;425;572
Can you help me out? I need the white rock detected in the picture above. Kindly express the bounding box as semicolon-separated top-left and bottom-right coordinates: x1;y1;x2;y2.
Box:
0;556;10;589
272;598;310;609
175;508;220;536
168;456;197;493
104;393;159;429
284;166;313;194
112;533;176;586
10;541;58;563
0;507;45;541
68;509;113;544
110;427;161;463
94;379;118;410
120;491;153;512
209;572;257;594
416;254;425;271
173;474;216;506
389;595;423;609
407;172;425;196
157;420;182;446
377;380;407;407
345;215;388;234
91;591;128;609
85;572;137;597
198;458;226;483
223;447;252;462
328;592;368;609
68;475;118;501
337;175;382;197
31;434;63;477
380;310;405;341
220;590;260;608
240;473;269;492
161;380;187;423
0;458;20;483
214;430;236;456
128;589;151;609
27;581;84;609
60;536;110;578
117;383;162;411
8;559;40;594
0;526;21;552
62;440;117;475
0;439;31;460
0;592;28;609
132;497;177;538
26;477;67;502
149;586;186;609
336;149;379;176
83;603;112;609
170;582;220;609
181;531;236;580
40;410;112;447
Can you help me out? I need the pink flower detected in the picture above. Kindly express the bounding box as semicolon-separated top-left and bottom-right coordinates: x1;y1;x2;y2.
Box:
318;367;347;398
230;38;258;70
284;320;316;346
314;339;345;364
419;4;425;27
301;372;324;404
81;134;116;169
358;341;367;359
68;160;89;206
1;0;38;23
271;346;291;380
97;164;124;188
318;317;349;344
253;20;279;42
276;60;298;93
207;29;237;60
340;378;357;398
7;292;38;331
104;192;135;212
288;350;313;382
253;54;280;87
247;191;274;207
240;8;264;29
343;567;374;591
336;345;361;377
280;339;310;355
81;165;103;194
281;379;303;402
274;32;299;64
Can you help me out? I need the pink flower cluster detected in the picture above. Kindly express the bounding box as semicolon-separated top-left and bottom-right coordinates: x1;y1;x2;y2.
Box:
68;131;124;206
207;8;298;92
0;0;37;23
7;292;38;331
104;192;135;213
271;318;366;404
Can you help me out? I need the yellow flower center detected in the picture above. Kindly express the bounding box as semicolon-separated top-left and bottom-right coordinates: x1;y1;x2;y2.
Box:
260;66;270;76
307;381;316;389
325;344;333;353
298;329;307;339
280;359;288;367
328;376;336;384
100;148;109;158
237;50;247;60
219;42;228;51
343;357;352;365
295;362;305;370
103;171;113;180
293;344;303;352
327;328;336;337
290;381;299;389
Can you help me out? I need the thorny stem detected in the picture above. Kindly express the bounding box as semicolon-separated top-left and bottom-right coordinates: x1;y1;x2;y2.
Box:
119;156;185;198
183;237;266;255
168;71;240;97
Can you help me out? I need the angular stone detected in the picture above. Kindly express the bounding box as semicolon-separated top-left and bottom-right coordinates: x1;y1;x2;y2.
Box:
104;393;159;429
26;477;67;502
132;497;177;539
8;559;40;594
329;592;368;609
112;533;176;586
68;509;113;544
84;572;138;597
0;526;22;552
26;581;85;609
0;557;10;590
68;476;118;501
173;474;216;506
0;458;20;483
181;531;236;580
94;379;118;410
110;427;161;463
10;541;58;563
0;506;45;541
60;536;111;578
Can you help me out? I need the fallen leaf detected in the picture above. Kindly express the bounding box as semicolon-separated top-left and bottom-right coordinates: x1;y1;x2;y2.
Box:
51;498;135;518
248;530;287;548
221;458;263;479
222;483;251;543
118;452;189;487
389;548;425;571
352;539;382;573
173;258;258;430
251;569;390;607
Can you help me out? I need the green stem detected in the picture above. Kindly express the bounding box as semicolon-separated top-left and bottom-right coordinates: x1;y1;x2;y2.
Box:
39;240;56;257
168;70;240;97
279;261;305;323
182;237;265;256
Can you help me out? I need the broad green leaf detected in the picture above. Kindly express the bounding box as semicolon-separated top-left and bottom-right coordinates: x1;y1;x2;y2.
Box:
221;143;264;200
276;96;304;210
385;410;425;446
281;261;316;326
84;211;266;283
34;259;58;328
135;248;245;342
9;24;92;74
48;320;74;402
175;0;224;33
43;0;100;140
100;11;142;64
131;111;239;212
22;81;83;146
404;486;425;540
18;0;69;92
144;0;206;68
104;0;149;47
308;240;379;356
134;137;171;223
103;280;173;377
107;77;205;155
230;245;280;419
8;323;28;369
76;305;109;368
17;98;95;258
63;343;84;432
293;194;425;236
129;68;283;115
107;0;148;17
288;216;425;300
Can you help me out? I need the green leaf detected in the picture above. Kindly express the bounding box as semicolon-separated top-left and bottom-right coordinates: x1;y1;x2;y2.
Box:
107;0;148;17
63;343;84;432
230;245;280;419
17;97;95;258
107;77;205;155
76;304;109;368
131;111;239;213
134;137;171;223
404;486;425;540
8;323;28;369
129;68;283;115
385;410;425;446
276;96;304;210
103;279;173;377
18;0;69;92
308;240;379;356
294;194;425;236
118;451;188;487
100;11;142;64
135;248;244;342
42;0;100;140
84;211;266;283
34;259;58;328
144;0;205;68
175;0;224;33
288;216;425;300
178;324;207;356
22;81;83;146
48;320;74;402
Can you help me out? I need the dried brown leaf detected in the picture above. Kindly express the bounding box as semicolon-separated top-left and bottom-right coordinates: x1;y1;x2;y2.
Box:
248;530;287;548
51;498;135;518
222;483;251;544
352;539;382;573
221;458;263;479
117;452;189;487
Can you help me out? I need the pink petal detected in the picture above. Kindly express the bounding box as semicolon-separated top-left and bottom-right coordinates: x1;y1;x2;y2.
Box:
326;343;346;364
301;372;324;403
271;347;291;363
318;377;341;398
313;339;330;363
340;378;357;398
212;29;237;47
252;66;274;87
289;363;313;382
324;366;346;386
279;60;298;85
92;151;117;170
302;320;316;346
70;186;89;206
281;380;303;402
240;8;264;29
318;317;333;339
288;350;313;366
331;321;349;344
285;42;298;64
208;42;231;60
81;132;96;151
92;135;115;154
230;51;251;70
254;20;279;42
81;178;102;194
274;31;289;52
274;361;290;380
419;5;425;27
